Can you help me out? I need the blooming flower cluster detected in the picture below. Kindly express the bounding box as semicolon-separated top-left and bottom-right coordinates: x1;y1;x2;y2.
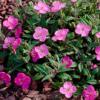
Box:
3;37;22;53
0;72;11;86
62;55;73;68
33;27;48;42
0;72;31;91
3;16;22;53
59;81;77;98
52;29;69;41
75;23;91;37
95;46;100;61
3;16;18;30
14;73;31;91
31;44;49;62
1;0;100;99
34;1;66;14
82;85;97;100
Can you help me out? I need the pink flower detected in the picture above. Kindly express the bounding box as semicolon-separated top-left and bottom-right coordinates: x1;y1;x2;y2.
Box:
52;29;69;41
96;32;100;38
34;1;50;14
3;16;18;30
51;1;66;12
3;37;15;49
31;44;49;62
95;46;100;61
31;48;39;62
59;82;77;98
95;46;100;55
3;37;21;54
62;55;73;68
15;27;22;38
14;73;31;90
0;72;11;86
33;27;48;42
12;38;22;53
34;44;49;58
91;64;97;69
75;23;91;37
71;0;77;3
83;85;97;100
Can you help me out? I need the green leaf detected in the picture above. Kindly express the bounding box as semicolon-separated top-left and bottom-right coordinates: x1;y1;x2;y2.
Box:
67;32;75;40
33;73;44;80
58;73;72;81
86;77;97;84
42;74;54;81
78;63;83;72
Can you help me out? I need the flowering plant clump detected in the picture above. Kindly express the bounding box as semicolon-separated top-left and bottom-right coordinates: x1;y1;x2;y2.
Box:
59;81;77;98
0;0;100;99
0;72;11;86
14;73;31;91
82;85;97;100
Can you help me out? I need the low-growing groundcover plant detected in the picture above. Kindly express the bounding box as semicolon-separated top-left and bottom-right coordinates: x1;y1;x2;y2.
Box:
0;0;100;99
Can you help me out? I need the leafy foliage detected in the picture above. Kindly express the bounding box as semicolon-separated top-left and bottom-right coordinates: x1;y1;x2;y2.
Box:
1;0;100;97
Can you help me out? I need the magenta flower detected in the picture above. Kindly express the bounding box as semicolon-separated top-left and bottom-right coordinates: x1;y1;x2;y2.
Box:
31;44;49;62
3;37;21;54
52;29;69;41
75;23;91;37
51;1;66;12
95;46;100;55
12;38;22;53
34;1;50;14
91;64;97;69
83;85;97;100
3;37;15;49
96;32;100;38
31;48;39;62
15;27;22;38
0;72;11;86
33;27;48;42
62;55;73;68
14;73;31;91
95;46;100;61
34;44;49;58
3;16;18;30
59;81;77;98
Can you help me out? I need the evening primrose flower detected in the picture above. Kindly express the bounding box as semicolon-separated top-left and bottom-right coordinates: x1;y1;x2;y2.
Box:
12;38;22;53
51;1;66;12
75;23;91;37
0;72;11;86
3;16;18;30
3;37;22;54
59;81;77;98
33;27;48;42
34;1;50;14
14;73;31;91
62;55;73;68
31;44;49;62
82;85;97;100
52;29;69;41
